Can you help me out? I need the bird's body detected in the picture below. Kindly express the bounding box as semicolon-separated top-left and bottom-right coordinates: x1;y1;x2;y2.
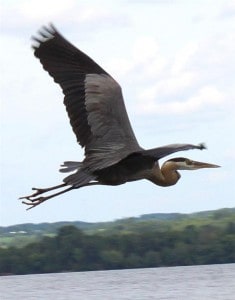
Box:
20;25;220;209
64;153;177;187
92;154;157;186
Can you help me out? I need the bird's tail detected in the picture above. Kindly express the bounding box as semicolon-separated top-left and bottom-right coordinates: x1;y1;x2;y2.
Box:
59;161;82;173
60;161;96;187
63;169;96;187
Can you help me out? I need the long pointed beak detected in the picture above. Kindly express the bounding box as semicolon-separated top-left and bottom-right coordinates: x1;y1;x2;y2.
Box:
192;161;221;169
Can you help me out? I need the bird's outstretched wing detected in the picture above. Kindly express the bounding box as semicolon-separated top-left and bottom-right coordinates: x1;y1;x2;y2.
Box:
32;24;142;170
141;143;206;160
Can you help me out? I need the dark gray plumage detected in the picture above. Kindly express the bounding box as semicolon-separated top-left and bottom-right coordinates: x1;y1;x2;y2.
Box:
20;25;220;209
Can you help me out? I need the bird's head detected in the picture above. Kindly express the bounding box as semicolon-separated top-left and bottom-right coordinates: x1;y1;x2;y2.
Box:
165;157;220;171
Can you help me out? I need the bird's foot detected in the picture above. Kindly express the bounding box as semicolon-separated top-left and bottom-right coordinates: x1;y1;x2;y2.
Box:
19;183;71;210
19;187;49;200
19;187;52;210
21;197;47;210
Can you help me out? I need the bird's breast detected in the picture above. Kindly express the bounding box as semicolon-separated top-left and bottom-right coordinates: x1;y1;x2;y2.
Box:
94;153;156;186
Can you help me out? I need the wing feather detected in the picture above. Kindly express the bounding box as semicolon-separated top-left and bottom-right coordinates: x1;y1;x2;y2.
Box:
141;143;206;160
33;24;142;170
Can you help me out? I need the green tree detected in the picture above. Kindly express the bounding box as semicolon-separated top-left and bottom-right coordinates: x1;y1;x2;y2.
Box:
101;250;124;269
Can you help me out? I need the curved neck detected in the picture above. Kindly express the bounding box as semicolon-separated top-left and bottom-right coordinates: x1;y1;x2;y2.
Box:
149;162;180;187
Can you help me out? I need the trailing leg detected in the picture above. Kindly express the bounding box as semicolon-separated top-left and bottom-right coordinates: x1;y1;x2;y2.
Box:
20;181;100;210
19;183;67;200
22;185;75;210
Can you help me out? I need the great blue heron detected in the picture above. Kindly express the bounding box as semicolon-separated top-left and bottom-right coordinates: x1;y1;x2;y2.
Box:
20;24;220;209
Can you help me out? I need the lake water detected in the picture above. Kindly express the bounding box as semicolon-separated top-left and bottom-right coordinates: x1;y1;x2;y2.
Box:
1;264;234;299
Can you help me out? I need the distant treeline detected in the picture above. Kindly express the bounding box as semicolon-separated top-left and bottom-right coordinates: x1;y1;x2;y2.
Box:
0;222;234;275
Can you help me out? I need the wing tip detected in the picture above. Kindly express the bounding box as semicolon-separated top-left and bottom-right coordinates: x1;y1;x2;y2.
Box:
31;23;58;51
198;143;207;150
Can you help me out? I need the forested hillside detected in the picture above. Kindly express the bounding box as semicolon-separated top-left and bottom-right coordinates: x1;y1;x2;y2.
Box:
0;208;234;275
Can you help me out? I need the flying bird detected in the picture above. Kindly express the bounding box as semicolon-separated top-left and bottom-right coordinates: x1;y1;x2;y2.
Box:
20;24;220;209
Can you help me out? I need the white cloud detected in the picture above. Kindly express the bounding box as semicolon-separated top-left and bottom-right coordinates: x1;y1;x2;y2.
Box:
137;85;225;115
146;71;194;98
224;148;235;160
217;0;235;19
207;170;230;184
171;42;198;75
0;0;129;36
132;37;160;63
20;0;76;20
117;30;234;117
107;36;167;79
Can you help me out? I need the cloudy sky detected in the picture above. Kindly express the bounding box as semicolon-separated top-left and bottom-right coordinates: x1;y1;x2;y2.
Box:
1;0;235;226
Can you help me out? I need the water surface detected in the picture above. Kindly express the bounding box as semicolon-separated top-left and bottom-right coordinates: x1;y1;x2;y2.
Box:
1;264;234;299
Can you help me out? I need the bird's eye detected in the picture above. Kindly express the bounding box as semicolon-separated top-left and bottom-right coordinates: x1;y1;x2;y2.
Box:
186;159;192;165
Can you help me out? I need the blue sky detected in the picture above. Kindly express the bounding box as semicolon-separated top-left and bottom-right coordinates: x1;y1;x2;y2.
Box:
1;0;235;226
